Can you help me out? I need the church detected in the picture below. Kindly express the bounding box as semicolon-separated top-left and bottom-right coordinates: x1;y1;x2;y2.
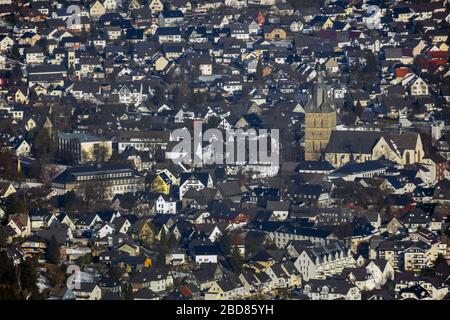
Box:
304;69;337;161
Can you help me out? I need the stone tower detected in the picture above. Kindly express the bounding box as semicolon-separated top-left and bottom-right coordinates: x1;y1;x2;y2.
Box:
304;68;337;161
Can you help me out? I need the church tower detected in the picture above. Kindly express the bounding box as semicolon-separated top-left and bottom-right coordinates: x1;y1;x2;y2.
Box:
304;68;337;161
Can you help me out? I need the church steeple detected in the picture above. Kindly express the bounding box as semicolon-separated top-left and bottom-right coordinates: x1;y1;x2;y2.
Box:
305;65;334;113
303;64;337;161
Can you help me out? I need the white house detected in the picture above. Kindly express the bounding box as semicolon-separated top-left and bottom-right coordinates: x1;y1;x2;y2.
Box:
155;195;177;214
294;242;356;281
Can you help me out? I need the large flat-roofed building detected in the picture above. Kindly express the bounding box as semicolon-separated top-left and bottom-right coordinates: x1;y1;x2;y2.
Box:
116;130;170;154
51;163;145;200
58;132;112;164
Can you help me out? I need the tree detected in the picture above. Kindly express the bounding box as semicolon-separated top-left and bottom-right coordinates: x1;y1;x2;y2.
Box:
5;196;17;220
0;252;16;286
0;226;7;248
218;232;232;257
123;283;133;300
167;232;179;250
256;59;264;80
46;235;60;264
172;81;190;108
61;191;79;213
0;148;18;180
19;258;38;297
93;142;112;163
152;85;166;106
355;101;364;119
228;246;244;273
49;269;65;287
32;127;53;161
157;228;169;264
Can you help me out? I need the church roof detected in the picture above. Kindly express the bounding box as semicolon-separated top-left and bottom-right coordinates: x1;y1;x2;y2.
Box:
305;67;335;113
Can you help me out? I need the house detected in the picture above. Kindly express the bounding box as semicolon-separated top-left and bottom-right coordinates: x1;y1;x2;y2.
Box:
130;268;172;293
294;242;355;281
303;279;361;300
148;0;164;13
49;284;77;300
267;200;290;221
159;10;184;27
72;283;102;300
89;0;106;18
263;26;287;41
265;262;301;290
150;170;178;195
191;244;219;264
155;195;177;214
0;35;13;52
133;288;160;300
204;278;245;300
165;250;187;265
0;182;16;198
103;0;118;11
157;27;182;43
251;221;337;248
179;172;214;199
24;47;45;64
7;214;31;239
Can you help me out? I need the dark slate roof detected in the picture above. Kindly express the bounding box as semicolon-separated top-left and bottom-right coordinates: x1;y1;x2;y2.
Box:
250;221;333;238
324;131;384;154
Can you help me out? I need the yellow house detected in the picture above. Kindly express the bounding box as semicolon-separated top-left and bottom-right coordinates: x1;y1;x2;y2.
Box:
90;0;106;18
14;88;29;104
204;280;244;300
150;169;178;194
133;220;155;244
18;33;41;46
117;242;140;256
439;42;449;52
264;27;287;41
149;0;164;13
25;118;37;131
154;55;169;71
0;182;16;198
321;18;334;30
151;174;171;195
413;40;427;56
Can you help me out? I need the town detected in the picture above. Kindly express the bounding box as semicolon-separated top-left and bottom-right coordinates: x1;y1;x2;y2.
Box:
0;0;449;301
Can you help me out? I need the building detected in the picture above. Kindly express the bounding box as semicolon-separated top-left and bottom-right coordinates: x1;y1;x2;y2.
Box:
294;242;355;281
324;131;425;168
179;172;214;200
51;164;145;200
304;69;337;161
58;132;112;164
250;221;337;248
116;130;170;154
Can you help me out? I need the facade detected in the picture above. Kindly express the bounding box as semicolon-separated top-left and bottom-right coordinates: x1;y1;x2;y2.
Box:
325;131;425;168
58;132;112;164
51;164;145;200
294;242;355;281
117;130;170;154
